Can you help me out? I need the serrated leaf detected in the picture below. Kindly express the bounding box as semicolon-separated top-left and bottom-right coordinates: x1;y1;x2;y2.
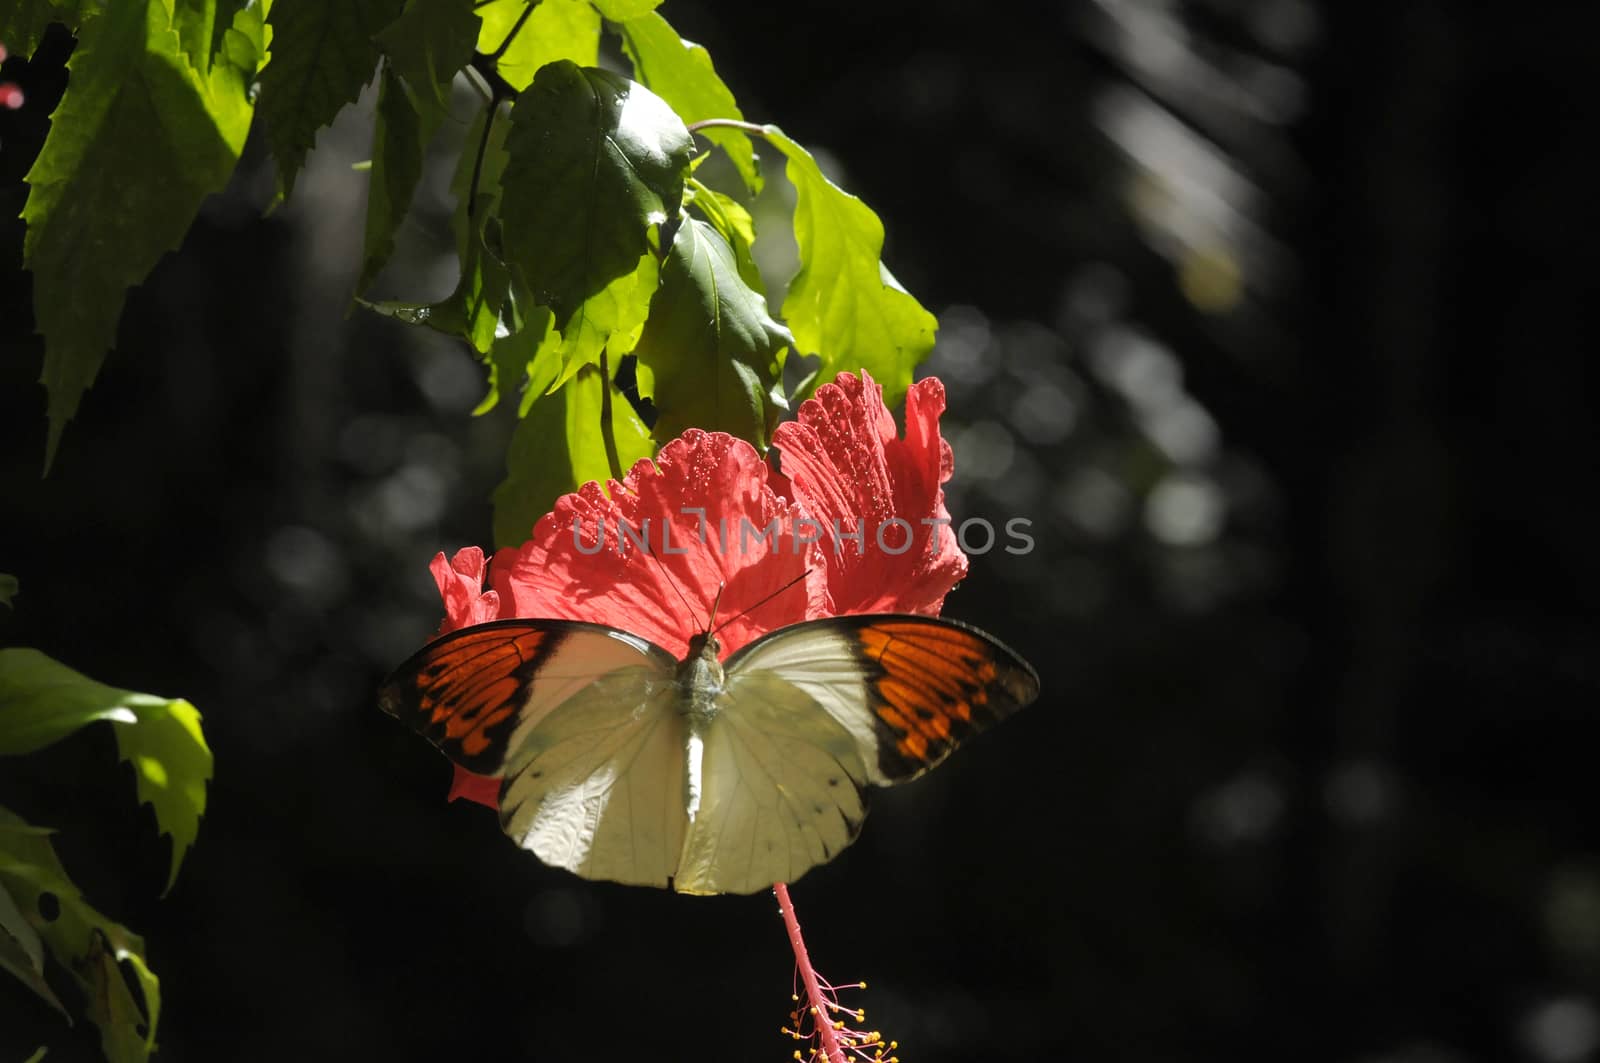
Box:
357;0;480;291
111;698;211;895
0;808;161;1061
363;102;515;356
619;10;758;193
488;305;558;416
359;230;512;356
0;0;95;60
172;0;247;76
492;364;654;549
0;650;211;893
377;0;478;113
0;572;16;608
552;249;659;385
1;878;68;1018
258;0;406;197
688;177;761;291
477;0;598;91
763;127;938;407
590;0;661;20
633;219;788;447
22;0;258;469
499;61;690;328
358;66;432;293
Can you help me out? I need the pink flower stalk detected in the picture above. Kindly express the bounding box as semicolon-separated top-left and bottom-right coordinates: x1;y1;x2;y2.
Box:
776;882;902;1063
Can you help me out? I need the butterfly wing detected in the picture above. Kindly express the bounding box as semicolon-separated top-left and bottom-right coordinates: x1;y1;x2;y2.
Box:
672;615;1040;894
379;619;689;888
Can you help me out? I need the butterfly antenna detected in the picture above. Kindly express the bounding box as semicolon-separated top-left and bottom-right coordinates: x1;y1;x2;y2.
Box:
643;546;704;632
707;582;727;633
711;569;812;636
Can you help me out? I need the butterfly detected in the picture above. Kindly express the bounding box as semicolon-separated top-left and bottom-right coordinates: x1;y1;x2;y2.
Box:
379;609;1039;895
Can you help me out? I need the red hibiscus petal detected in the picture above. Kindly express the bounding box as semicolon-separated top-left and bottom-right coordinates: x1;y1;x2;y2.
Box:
429;547;502;633
773;370;968;616
486;430;828;659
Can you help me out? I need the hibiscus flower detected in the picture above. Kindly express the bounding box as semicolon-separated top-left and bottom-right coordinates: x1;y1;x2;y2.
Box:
427;369;964;808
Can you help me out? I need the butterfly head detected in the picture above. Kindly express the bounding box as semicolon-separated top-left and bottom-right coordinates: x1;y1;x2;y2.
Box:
685;628;723;662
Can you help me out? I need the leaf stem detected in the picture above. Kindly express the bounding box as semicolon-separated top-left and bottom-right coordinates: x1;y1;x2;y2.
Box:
774;882;847;1063
686;118;770;137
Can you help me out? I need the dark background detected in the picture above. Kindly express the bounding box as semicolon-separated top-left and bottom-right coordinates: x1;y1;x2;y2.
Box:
4;1;1599;1060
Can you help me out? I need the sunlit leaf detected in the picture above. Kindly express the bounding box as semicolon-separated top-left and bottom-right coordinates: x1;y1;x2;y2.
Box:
112;698;212;895
763;127;938;406
171;0;247;76
589;0;661;20
22;0;259;468
499;61;690;332
634;219;789;447
0;808;161;1062
488;305;559;417
477;0;598;91
619;11;759;193
553;249;659;385
0;0;95;59
492;364;654;549
0;649;211;893
688;177;762;291
258;0;405;197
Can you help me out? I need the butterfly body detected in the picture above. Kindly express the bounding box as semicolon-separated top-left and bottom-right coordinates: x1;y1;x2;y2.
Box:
381;614;1039;894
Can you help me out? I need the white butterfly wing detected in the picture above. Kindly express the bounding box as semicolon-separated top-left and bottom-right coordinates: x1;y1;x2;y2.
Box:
671;616;1040;895
380;621;688;889
673;666;870;895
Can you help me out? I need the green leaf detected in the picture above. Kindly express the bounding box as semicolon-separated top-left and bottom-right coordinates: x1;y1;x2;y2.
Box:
488;305;558;417
492;364;654;549
358;66;433;293
22;0;258;469
0;572;16;608
688;177;762;291
552;248;659;385
589;0;661;20
0;0;95;60
499;61;690;331
0;807;161;1062
1;878;68;1018
171;0;247;76
633;219;789;447
619;11;758;194
22;1049;48;1063
377;0;479;113
111;698;211;895
357;0;480;291
0;649;211;893
258;0;406;197
477;0;599;92
763;127;938;407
